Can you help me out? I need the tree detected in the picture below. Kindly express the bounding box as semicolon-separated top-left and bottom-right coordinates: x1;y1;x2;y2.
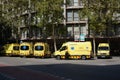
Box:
0;0;26;40
36;0;64;51
0;0;13;42
1;0;39;40
80;0;120;37
80;0;120;54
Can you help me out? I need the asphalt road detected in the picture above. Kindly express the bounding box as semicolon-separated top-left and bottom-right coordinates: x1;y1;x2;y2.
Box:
0;57;120;80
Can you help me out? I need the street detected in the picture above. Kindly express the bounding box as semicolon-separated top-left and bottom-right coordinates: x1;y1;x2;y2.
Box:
0;57;120;80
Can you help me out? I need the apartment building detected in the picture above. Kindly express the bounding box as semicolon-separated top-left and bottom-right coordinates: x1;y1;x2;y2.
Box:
17;0;120;40
20;0;120;40
20;0;88;40
1;0;120;41
63;0;88;39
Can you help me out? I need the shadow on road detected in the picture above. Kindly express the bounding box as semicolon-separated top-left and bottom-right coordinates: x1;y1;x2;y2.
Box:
0;63;120;80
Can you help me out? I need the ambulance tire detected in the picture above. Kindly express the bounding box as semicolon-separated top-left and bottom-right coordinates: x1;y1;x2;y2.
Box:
81;55;86;60
56;55;61;60
20;56;23;58
97;57;101;59
20;56;26;58
41;56;45;59
8;54;12;57
65;52;70;59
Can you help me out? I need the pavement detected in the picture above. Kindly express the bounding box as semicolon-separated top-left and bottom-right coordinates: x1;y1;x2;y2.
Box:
0;72;15;80
0;63;63;80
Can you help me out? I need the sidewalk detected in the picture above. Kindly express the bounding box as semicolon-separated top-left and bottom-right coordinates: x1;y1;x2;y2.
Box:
0;63;63;80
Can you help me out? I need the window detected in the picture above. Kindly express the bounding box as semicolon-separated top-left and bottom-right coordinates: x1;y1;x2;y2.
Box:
68;0;74;6
67;26;73;37
35;46;43;50
21;46;29;50
74;11;79;21
60;46;67;51
79;0;84;6
68;0;79;6
98;47;109;50
74;26;79;35
80;24;86;35
21;30;29;39
67;11;73;22
67;10;79;22
74;0;78;6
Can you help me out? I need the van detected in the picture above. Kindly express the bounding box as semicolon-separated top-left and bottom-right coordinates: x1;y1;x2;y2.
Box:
0;43;19;56
19;42;33;57
33;42;51;58
53;41;94;60
97;43;111;59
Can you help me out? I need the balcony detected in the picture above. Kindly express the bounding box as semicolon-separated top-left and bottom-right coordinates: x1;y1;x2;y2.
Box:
66;20;87;24
66;5;84;9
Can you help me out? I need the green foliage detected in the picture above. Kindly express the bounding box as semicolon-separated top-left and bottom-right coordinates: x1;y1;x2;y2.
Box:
36;0;64;37
1;0;64;39
1;0;38;36
36;0;63;25
80;0;120;36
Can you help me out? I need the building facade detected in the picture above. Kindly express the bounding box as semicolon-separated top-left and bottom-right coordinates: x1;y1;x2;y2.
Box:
1;0;120;41
20;0;120;40
63;0;88;39
20;0;88;40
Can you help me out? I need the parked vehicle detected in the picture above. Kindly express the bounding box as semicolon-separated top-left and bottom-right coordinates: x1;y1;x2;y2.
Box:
19;42;33;57
97;43;111;59
53;41;94;60
33;42;51;58
0;43;19;56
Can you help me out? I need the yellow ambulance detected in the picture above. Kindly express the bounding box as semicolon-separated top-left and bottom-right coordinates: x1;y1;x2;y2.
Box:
33;42;51;58
53;41;94;60
19;42;33;57
1;43;19;56
97;43;111;59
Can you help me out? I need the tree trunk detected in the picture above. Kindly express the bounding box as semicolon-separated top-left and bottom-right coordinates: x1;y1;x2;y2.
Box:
93;37;96;56
53;24;57;52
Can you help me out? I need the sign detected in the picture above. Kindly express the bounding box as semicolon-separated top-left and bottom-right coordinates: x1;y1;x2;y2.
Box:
80;34;85;41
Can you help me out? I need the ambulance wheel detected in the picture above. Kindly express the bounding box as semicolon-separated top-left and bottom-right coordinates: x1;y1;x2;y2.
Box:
65;52;70;59
8;54;12;57
20;56;23;58
81;56;86;60
56;55;61;60
97;57;100;59
41;56;45;59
